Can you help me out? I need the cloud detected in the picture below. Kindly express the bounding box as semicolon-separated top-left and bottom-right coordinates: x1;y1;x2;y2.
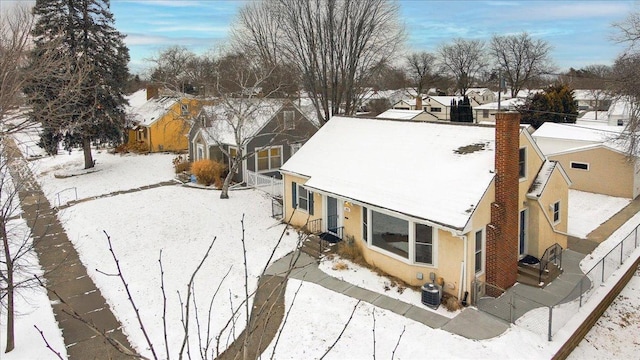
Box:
499;2;631;21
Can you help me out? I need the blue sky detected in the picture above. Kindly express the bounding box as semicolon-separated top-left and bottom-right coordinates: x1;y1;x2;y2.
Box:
7;0;637;74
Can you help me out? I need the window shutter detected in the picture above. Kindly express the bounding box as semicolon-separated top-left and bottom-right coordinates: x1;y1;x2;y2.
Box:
292;182;297;208
308;191;314;215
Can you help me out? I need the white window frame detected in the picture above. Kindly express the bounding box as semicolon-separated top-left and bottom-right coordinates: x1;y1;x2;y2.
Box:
552;201;561;224
255;145;282;172
362;206;438;267
297;184;310;213
180;103;189;116
570;161;590;171
474;228;485;275
283;110;295;130
431;107;442;112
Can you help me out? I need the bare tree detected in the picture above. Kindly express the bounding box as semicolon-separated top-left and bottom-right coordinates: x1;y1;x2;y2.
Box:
490;32;553;98
0;138;43;353
613;10;640;50
438;38;488;96
232;0;405;125
405;51;437;96
148;46;198;93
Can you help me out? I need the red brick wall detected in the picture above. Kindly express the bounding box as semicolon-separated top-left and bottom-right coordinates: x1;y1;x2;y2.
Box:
487;112;520;290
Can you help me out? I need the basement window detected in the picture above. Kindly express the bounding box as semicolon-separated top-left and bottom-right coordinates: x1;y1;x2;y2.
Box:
570;162;589;171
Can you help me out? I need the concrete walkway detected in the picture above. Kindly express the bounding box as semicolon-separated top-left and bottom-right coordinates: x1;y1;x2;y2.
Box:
5;138;135;359
266;251;510;340
586;195;640;243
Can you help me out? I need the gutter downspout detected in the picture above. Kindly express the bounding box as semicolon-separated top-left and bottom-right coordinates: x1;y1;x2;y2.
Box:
461;234;468;300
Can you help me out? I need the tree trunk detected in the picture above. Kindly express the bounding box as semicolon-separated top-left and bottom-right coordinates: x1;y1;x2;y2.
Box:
82;136;93;169
2;223;15;353
220;159;240;199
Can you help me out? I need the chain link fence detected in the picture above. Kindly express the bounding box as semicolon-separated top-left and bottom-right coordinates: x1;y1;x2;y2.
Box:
473;223;640;341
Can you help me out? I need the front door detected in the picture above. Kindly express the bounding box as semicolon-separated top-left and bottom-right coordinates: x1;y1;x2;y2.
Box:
519;209;527;257
327;196;339;235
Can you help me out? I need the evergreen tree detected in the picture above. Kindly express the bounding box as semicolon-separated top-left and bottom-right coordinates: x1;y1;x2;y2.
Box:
520;84;578;128
450;95;473;123
25;0;129;168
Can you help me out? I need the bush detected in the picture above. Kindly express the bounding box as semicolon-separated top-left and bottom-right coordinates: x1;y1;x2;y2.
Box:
173;155;190;173
336;235;366;266
191;159;226;187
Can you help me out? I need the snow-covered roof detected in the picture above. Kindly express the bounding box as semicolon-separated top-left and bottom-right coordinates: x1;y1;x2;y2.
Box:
426;96;463;106
199;99;286;145
281;116;498;231
608;97;632;117
532;122;626;153
573;89;611;101
376;109;426;120
128;96;179;127
527;160;558;198
125;89;149;109
532;122;622;143
474;98;524;110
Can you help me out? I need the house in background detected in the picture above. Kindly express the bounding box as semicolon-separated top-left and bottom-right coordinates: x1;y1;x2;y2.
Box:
376;109;438;121
423;95;480;122
125;87;204;152
464;88;496;105
532;122;638;198
280;113;570;302
473;98;524;124
189;99;318;183
573;89;612;112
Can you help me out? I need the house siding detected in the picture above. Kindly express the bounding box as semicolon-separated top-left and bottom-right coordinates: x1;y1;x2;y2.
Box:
247;104;318;180
129;98;203;153
550;147;635;198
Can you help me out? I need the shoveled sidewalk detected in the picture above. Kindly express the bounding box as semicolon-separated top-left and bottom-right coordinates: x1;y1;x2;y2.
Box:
6;138;135;359
569;195;640;254
265;251;510;340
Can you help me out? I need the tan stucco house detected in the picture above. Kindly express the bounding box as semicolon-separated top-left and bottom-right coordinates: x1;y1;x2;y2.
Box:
280;113;570;303
532;122;638;198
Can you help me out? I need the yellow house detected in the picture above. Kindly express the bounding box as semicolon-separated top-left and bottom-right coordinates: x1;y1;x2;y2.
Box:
280;113;570;303
126;89;204;152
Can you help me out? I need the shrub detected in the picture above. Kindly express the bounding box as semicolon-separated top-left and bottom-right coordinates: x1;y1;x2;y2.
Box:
336;235;366;266
128;141;149;153
191;159;226;187
173;155;190;173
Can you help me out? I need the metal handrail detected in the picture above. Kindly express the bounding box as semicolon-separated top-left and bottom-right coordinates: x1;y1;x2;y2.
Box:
538;243;562;283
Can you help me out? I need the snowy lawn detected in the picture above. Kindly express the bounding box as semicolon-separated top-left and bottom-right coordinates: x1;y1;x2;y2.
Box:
263;280;556;360
57;186;299;358
568;190;630;238
0;217;67;359
32;149;177;206
568;266;640;359
319;256;460;318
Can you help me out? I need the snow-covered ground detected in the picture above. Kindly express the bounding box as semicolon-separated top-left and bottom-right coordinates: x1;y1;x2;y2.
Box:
4;140;640;358
569;266;640;359
568;190;630;238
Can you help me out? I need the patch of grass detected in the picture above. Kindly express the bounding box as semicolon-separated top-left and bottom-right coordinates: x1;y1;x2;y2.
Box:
332;261;349;271
442;293;461;312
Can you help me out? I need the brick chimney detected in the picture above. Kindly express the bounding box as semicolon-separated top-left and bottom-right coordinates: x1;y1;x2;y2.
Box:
146;84;159;100
415;95;422;110
486;111;520;291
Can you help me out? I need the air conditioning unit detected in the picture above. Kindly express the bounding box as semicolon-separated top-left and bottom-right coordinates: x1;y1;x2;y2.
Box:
421;283;442;310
